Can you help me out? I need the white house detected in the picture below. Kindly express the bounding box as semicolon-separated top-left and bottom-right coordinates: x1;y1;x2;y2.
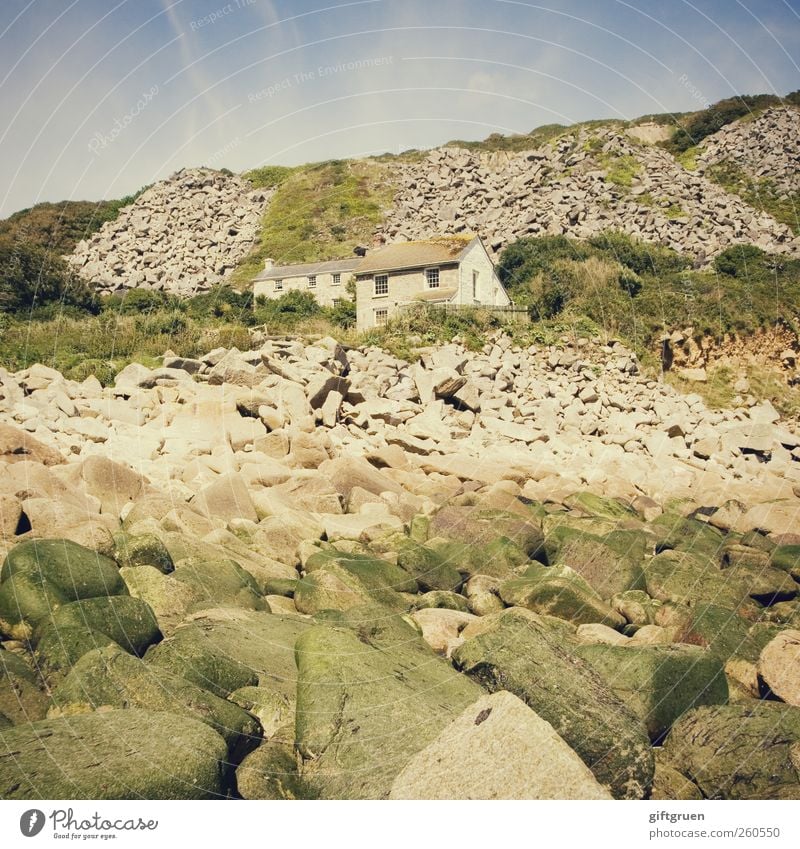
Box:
354;234;511;330
253;257;361;307
251;234;512;330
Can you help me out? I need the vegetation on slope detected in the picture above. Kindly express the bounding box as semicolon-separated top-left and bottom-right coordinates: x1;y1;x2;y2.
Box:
0;191;147;257
232;159;397;286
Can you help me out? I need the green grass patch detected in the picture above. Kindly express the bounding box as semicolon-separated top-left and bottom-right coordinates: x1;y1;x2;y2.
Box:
601;153;640;188
243;165;296;189
231;159;397;287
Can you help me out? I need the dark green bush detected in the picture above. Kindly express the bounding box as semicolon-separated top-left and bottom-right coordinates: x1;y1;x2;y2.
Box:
713;244;768;277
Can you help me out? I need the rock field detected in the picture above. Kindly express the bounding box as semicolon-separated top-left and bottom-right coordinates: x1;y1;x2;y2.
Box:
2;333;800;799
67;168;271;295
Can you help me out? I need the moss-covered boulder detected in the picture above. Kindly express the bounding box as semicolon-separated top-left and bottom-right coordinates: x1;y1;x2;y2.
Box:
51;646;260;760
396;541;462;592
575;644;729;741
552;531;646;599
34;623;118;685
650;752;704;800
236;725;312;800
500;565;625;629
645;550;758;613
295;615;484;799
562;492;638;522
611;590;663;625
229;686;293;740
451;607;653;798
294;562;408;615
113;532;174;573
721;562;798;605
2;538;126;598
39;596;161;655
670;603;755;660
146;609;310;700
0;648;50;724
0;571;68;640
0;708;228;799
412;590;470;612
661;703;800;799
770;545;800;580
171;559;267;612
306;549;418;594
0;539;129;640
119;565;203;636
649;514;726;559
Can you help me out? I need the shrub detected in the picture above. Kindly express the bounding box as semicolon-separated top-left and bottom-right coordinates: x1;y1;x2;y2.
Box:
0;238;96;313
588;231;690;276
714;244;768;277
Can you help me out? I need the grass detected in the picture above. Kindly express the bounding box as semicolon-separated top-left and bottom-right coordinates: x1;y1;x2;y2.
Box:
242;165;297;190
230;159;397;287
664;203;688;220
601;153;640;188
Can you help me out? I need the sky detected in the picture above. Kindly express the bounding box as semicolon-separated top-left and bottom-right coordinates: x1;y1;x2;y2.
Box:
0;0;798;217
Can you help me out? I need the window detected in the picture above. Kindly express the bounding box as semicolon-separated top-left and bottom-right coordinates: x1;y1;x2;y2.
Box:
332;299;341;308
374;274;389;296
308;275;316;288
332;273;341;286
274;279;283;291
374;308;388;326
472;270;479;300
426;267;440;289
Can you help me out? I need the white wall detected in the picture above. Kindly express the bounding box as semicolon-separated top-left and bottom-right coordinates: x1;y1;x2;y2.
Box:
254;270;354;307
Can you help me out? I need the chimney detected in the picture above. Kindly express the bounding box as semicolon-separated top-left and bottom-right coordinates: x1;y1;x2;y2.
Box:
264;258;274;270
353;245;368;257
371;233;386;250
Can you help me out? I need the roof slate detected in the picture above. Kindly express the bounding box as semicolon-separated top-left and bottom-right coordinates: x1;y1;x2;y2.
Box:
255;257;362;281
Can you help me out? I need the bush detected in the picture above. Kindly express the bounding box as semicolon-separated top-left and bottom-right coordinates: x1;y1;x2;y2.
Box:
588;231;690;276
714;244;768;277
324;298;357;329
253;290;322;327
0;238;96;313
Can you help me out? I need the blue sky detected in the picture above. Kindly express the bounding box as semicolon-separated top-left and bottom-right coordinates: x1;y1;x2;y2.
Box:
0;0;798;217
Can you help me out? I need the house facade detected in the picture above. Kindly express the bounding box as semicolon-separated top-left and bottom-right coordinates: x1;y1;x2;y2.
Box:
354;235;511;330
250;234;512;330
253;257;361;308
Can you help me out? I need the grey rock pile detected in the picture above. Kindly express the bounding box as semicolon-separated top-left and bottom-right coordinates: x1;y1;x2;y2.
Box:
67;168;270;295
380;112;800;263
2;334;800;800
697;107;800;196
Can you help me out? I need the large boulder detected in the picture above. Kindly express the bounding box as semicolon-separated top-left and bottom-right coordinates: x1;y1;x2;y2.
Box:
51;646;260;760
451;608;653;798
759;629;800;705
295;615;483;799
2;538;126;599
575;644;729;741
661;703;800;799
551;529;646;598
389;691;611;799
0;709;228;799
170;559;267;612
39;596;160;655
146;608;309;700
0;422;62;465
0;649;50;723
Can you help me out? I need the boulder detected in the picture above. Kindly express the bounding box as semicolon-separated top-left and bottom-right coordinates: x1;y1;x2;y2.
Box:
389;691;611;799
661;703;800;799
759;629;800;705
575;644;729;741
452;608;653;798
0;422;62;465
0;709;228;799
0;649;50;724
295;616;483;799
40;595;160;655
51;646;260;759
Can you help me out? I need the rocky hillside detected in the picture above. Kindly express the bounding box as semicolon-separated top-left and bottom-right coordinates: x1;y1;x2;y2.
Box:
1;333;800;799
67;169;271;295
697;107;800;196
52;101;799;299
380;112;799;263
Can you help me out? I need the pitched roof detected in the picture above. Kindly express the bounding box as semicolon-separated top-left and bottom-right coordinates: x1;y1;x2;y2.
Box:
355;235;479;275
255;257;362;281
